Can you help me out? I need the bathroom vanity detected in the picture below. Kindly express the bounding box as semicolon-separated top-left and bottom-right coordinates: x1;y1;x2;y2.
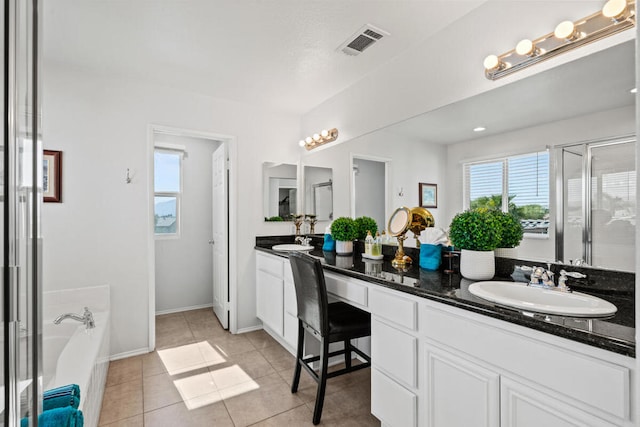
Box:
255;237;635;427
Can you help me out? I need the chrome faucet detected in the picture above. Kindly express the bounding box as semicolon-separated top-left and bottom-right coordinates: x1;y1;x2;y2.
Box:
54;307;95;329
517;265;556;289
295;235;311;246
557;270;587;292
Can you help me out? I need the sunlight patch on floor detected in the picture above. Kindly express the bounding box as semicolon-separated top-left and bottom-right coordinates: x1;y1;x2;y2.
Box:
158;341;226;375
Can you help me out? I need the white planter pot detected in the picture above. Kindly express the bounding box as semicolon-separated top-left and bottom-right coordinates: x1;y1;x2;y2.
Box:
335;240;353;255
495;247;519;259
460;249;495;281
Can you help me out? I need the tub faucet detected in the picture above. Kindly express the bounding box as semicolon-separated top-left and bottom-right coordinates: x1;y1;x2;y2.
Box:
54;307;95;329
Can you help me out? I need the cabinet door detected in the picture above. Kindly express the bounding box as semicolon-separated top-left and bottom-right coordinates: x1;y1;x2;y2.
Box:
425;344;499;427
372;318;417;389
256;271;284;336
501;377;619;427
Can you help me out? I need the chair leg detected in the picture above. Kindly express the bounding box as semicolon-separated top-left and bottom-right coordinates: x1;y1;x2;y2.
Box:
344;339;352;369
291;320;305;393
312;337;330;425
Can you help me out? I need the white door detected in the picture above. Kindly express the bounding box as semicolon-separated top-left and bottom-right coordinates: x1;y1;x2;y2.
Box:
212;143;229;328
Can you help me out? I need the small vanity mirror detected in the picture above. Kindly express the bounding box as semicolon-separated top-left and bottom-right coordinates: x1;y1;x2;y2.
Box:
303;166;333;221
263;162;297;221
388;206;413;267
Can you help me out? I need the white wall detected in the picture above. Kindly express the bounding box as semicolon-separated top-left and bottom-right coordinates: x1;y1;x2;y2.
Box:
154;134;219;313
42;62;301;357
446;105;636;262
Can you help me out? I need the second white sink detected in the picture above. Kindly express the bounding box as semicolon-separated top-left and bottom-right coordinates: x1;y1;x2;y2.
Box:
468;281;617;317
272;244;314;251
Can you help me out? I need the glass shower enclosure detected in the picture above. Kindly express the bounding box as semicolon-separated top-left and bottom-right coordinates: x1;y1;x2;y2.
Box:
2;0;43;425
556;136;636;272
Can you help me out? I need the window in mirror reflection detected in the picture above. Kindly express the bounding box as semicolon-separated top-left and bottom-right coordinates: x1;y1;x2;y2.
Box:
464;151;549;235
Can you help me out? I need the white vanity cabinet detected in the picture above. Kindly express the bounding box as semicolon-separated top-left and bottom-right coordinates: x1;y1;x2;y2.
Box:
256;252;285;337
421;300;635;427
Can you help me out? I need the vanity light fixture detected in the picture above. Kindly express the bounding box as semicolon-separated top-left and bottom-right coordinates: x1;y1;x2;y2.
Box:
631;87;638;93
473;126;486;132
299;128;339;150
484;0;636;80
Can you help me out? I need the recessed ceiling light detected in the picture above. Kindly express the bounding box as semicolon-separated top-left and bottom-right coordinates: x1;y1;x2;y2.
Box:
631;87;638;94
473;127;486;132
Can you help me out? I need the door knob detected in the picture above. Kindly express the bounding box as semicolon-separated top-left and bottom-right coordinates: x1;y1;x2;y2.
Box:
208;239;215;245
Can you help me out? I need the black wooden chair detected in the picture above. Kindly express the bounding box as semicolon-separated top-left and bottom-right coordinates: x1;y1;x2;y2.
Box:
288;252;371;425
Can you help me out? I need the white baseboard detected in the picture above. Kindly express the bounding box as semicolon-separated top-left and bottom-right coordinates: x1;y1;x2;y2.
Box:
236;324;264;334
110;347;150;361
155;303;213;316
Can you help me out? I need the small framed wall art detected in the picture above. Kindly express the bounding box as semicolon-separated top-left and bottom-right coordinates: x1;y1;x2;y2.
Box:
43;150;62;203
419;182;437;208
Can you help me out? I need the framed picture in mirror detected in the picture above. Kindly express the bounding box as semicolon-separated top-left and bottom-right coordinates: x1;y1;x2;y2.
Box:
43;149;62;203
419;182;437;208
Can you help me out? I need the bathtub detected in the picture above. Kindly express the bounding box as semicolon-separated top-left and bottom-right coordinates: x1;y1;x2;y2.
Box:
43;286;110;427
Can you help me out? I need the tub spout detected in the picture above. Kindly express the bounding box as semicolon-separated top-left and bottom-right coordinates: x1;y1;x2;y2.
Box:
54;307;95;329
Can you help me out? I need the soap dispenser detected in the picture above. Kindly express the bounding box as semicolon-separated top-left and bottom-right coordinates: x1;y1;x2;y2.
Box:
364;231;374;255
322;225;335;252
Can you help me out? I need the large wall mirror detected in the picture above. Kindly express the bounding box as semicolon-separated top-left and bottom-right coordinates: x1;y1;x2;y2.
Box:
300;37;635;271
303;165;333;221
262;162;297;221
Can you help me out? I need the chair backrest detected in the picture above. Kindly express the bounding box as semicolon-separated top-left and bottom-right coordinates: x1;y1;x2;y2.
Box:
288;252;329;337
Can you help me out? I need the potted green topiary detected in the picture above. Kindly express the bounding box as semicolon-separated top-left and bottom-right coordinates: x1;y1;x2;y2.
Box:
449;208;501;280
354;216;378;240
331;217;358;255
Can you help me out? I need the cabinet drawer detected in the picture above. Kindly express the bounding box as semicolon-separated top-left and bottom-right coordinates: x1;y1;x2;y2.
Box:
370;288;417;331
256;252;283;277
372;318;417;388
324;272;368;307
372;368;417;427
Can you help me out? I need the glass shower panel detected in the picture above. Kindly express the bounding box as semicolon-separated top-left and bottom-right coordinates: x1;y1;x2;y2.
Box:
590;142;635;271
561;148;584;265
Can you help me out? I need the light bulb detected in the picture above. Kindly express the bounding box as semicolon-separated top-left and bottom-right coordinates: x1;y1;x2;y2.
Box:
515;39;535;56
483;54;500;71
473;127;486;132
602;0;627;19
321;129;329;138
554;21;578;40
313;133;321;142
298;140;306;147
631;88;638;94
305;137;313;144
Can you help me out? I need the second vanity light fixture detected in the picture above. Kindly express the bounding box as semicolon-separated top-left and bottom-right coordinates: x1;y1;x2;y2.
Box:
298;128;339;151
484;0;636;80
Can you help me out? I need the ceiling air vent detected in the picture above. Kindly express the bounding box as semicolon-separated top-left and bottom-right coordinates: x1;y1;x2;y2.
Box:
339;24;390;56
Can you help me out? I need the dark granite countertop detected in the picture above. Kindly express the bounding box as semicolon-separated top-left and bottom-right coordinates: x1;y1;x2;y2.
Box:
256;235;635;358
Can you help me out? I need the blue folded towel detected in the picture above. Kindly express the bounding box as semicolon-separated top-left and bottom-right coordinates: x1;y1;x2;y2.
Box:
420;243;442;271
44;384;80;402
21;407;84;427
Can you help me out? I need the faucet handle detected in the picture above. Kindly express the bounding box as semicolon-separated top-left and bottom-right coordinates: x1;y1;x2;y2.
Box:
559;270;586;279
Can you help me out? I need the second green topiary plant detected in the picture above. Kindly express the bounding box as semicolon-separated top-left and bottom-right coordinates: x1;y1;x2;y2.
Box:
354;216;378;240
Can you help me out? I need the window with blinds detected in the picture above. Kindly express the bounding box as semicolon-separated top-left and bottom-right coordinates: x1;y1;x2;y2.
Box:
464;151;550;235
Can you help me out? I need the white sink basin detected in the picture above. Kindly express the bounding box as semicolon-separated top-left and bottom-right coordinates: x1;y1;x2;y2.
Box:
272;244;314;251
468;281;617;317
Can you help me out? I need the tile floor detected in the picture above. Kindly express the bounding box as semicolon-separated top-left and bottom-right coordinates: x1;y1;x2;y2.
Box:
98;308;380;426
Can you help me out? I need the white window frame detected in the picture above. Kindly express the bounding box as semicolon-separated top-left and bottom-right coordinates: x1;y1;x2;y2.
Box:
463;150;550;237
154;146;184;239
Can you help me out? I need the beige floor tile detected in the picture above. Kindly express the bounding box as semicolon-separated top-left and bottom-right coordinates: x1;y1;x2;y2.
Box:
244;330;280;349
155;327;195;350
223;372;304;427
142;372;183;412
99;414;144;427
182;307;216;324
155;341;211;375
144;400;234;427
279;367;320;404
156;312;185;329
248;404;315;426
309;380;378;427
98;379;143;426
106;357;142;387
204;334;256;358
141;351;167;377
189;320;231;339
259;342;296;372
213;349;276;381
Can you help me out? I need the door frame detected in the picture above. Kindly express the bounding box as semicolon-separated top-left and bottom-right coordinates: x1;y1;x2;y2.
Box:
349;153;391;224
146;124;238;351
